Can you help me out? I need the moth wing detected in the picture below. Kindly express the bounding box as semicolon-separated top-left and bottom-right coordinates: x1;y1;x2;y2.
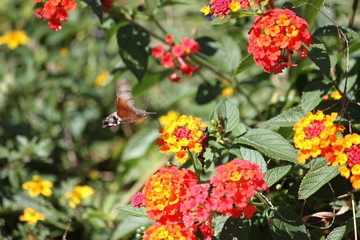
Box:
115;78;136;109
115;78;138;120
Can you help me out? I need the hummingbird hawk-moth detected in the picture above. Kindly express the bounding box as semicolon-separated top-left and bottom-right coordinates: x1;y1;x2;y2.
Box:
102;78;155;128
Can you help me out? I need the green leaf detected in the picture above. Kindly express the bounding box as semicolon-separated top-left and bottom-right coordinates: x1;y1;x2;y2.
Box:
132;71;168;96
304;0;324;29
84;0;103;22
265;165;292;188
117;24;150;81
116;204;147;218
307;41;332;80
212;100;240;132
313;25;359;42
233;54;255;77
213;215;230;236
325;211;360;240
230;148;267;173
208;35;241;74
262;106;305;128
237;128;298;163
219;217;250;240
208;16;231;25
298;159;339;199
270;207;308;240
122;128;159;161
301;80;332;113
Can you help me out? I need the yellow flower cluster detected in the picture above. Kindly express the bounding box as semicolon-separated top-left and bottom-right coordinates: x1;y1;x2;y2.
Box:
22;175;53;197
19;208;45;225
294;111;360;189
0;30;29;49
156;115;207;164
293;111;344;164
334;134;360;189
65;185;94;208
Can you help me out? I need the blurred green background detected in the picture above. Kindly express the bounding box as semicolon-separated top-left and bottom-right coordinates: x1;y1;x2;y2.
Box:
0;0;359;239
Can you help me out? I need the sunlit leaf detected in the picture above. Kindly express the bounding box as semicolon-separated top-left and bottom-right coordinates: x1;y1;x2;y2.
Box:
262;106;305;128
233;54;255;77
230;147;267;173
298;159;339;199
265;165;292;188
301;80;332;113
122;128;159;161
237;128;298;163
212;100;240;132
116;205;147;218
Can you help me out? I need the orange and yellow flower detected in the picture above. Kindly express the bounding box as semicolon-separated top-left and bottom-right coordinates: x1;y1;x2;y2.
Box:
22;175;53;197
19;208;45;225
334;133;360;189
293;111;345;164
142;166;198;222
65;185;94;208
143;222;197;240
156;115;207;164
248;9;312;74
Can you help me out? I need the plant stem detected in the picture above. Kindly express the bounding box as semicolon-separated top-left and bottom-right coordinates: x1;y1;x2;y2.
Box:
188;150;201;179
255;192;275;210
349;0;359;28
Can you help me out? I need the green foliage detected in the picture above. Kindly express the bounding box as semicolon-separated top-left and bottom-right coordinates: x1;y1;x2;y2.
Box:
307;41;332;80
1;0;360;239
298;159;340;199
237;128;298;163
117;24;150;81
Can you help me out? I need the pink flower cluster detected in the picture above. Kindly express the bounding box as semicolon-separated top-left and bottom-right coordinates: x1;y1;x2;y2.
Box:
133;159;267;239
152;34;200;82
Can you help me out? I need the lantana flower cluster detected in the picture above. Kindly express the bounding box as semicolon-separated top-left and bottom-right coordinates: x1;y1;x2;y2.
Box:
201;0;272;20
32;0;77;31
156;115;207;164
152;34;200;82
248;9;312;74
294;110;360;189
139;160;267;239
293;111;344;164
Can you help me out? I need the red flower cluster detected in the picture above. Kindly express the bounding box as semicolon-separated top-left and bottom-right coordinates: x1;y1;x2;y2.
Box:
152;34;200;82
142;166;212;239
248;9;312;74
32;0;77;31
141;160;267;239
207;159;267;218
